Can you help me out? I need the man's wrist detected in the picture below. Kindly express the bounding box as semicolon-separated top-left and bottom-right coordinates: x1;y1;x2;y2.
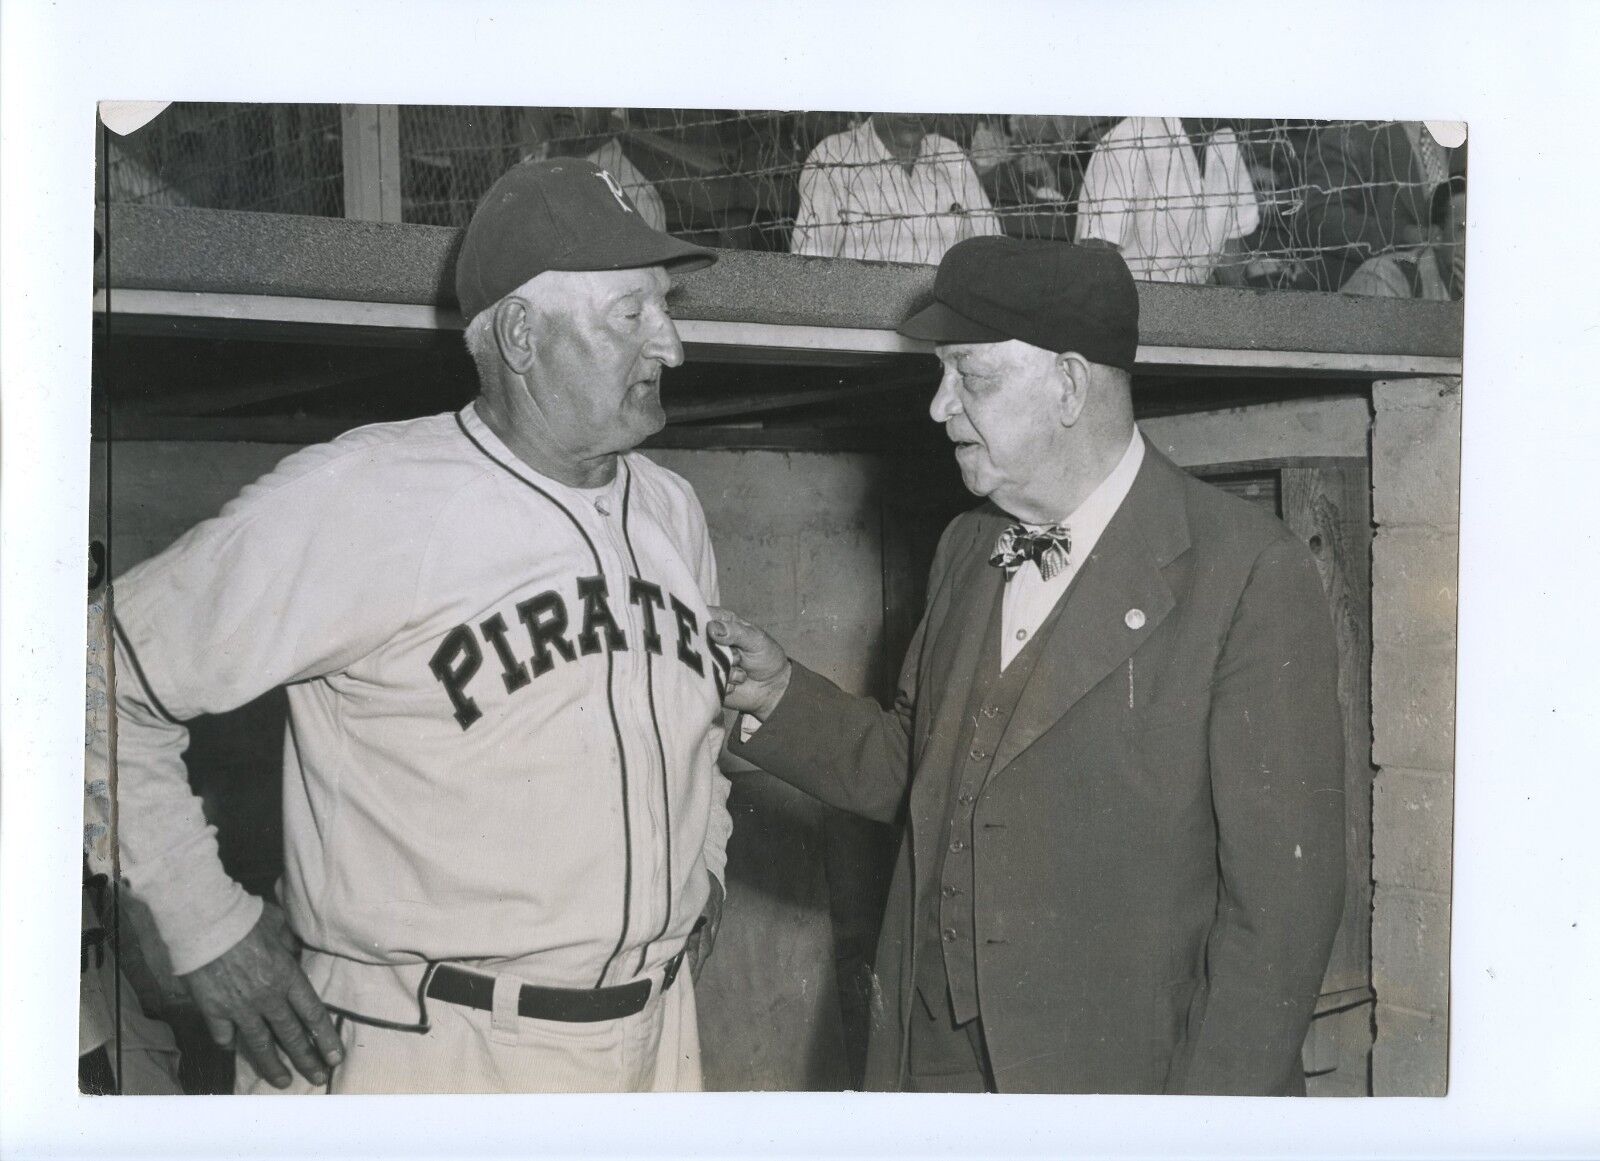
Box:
757;661;793;722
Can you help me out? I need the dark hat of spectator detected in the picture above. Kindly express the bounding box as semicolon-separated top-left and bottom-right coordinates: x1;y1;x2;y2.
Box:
898;237;1140;372
455;158;715;322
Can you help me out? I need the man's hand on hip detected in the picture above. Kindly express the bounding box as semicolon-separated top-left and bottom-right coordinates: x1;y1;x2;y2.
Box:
180;901;343;1089
707;607;792;720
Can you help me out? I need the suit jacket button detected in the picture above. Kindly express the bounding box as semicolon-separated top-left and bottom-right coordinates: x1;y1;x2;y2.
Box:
949;838;965;853
1125;607;1146;630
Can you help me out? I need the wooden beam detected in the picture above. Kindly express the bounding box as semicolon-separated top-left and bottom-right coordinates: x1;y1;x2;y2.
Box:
139;359;382;416
93;289;1464;378
666;380;916;423
340;105;402;223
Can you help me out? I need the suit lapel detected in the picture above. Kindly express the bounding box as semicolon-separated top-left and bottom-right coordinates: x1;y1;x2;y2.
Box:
989;443;1192;776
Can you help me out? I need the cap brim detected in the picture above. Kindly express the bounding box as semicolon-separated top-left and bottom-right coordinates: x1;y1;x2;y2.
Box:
897;298;1013;344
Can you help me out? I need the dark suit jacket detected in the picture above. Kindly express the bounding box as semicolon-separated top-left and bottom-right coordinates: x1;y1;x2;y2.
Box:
735;443;1346;1094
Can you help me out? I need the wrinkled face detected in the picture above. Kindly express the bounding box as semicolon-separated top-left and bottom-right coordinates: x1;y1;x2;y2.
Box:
526;266;683;458
929;340;1067;511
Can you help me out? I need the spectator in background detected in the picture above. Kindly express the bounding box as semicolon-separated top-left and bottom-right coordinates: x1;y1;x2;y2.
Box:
1340;176;1466;301
521;107;668;233
1076;117;1259;285
791;113;1001;264
1298;120;1462;292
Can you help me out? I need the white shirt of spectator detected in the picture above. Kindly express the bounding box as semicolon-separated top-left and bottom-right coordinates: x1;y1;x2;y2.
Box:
790;117;1001;264
999;426;1145;670
1077;117;1260;284
525;136;667;234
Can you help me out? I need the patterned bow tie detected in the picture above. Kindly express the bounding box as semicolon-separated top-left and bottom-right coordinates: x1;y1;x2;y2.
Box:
990;523;1072;581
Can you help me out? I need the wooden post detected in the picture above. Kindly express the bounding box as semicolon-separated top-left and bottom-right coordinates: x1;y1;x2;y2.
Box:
340;105;402;222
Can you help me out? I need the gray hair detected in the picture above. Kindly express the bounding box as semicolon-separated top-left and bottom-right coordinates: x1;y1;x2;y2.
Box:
461;271;561;389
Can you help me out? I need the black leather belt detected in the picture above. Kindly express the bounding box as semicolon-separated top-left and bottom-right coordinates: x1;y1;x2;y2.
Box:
426;946;687;1024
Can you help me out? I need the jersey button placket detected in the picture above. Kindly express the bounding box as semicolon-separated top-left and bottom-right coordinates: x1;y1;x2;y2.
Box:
602;503;665;961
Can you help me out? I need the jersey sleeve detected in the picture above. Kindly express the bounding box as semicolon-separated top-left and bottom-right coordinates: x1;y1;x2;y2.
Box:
111;438;440;972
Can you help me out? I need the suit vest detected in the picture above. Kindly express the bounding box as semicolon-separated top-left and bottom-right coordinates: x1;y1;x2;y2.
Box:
915;574;1073;1026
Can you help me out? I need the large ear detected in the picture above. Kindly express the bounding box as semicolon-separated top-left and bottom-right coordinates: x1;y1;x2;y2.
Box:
1054;350;1092;427
493;296;539;376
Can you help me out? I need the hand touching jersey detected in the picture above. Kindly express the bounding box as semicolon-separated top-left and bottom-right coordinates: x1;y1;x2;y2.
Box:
706;608;791;720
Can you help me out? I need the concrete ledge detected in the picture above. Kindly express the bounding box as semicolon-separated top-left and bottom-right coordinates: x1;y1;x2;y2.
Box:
1373;378;1464;528
1373;1005;1448;1097
1372;884;1452;1015
1373;768;1454;894
1372;644;1458;770
98;206;1465;358
1373;528;1460;648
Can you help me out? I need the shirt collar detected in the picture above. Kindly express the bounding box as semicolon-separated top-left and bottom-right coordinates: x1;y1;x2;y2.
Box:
855;117;934;166
1024;426;1145;557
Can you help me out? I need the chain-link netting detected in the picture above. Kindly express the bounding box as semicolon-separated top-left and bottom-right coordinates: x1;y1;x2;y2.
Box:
101;105;1466;298
100;102;344;215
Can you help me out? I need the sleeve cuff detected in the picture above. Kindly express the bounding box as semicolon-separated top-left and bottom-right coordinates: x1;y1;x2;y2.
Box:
145;880;264;977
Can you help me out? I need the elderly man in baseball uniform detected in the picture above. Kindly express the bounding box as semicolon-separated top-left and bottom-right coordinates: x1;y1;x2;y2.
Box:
712;237;1346;1094
109;159;735;1094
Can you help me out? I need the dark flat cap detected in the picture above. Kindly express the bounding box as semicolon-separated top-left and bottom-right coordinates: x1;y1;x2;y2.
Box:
899;237;1139;372
455;158;715;322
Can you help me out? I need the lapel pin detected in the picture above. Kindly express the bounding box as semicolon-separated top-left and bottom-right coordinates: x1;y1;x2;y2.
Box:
1124;608;1146;630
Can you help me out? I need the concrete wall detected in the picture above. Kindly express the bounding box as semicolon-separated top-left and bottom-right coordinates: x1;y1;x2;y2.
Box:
650;448;894;1091
1368;378;1461;1095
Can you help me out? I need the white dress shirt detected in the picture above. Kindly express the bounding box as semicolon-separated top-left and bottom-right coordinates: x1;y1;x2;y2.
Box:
1076;117;1259;284
789;118;1001;264
999;427;1145;669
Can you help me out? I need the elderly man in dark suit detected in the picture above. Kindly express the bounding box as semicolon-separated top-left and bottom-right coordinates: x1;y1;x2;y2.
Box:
709;237;1346;1095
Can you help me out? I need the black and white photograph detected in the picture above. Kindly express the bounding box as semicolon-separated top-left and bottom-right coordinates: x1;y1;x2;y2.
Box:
85;99;1459;1098
6;2;1600;1158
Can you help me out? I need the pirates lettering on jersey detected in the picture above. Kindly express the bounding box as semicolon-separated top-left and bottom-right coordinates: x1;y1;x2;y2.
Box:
429;574;720;730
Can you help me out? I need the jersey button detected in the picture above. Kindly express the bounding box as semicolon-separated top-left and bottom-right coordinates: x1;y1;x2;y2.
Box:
594;497;612;515
941;884;959;898
949;838;965;853
942;927;958;943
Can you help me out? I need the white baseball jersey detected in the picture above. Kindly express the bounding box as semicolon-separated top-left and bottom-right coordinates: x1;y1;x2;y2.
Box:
112;401;734;1011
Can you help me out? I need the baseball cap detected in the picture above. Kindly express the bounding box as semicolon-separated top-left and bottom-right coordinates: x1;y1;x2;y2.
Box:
454;158;716;322
898;236;1140;372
